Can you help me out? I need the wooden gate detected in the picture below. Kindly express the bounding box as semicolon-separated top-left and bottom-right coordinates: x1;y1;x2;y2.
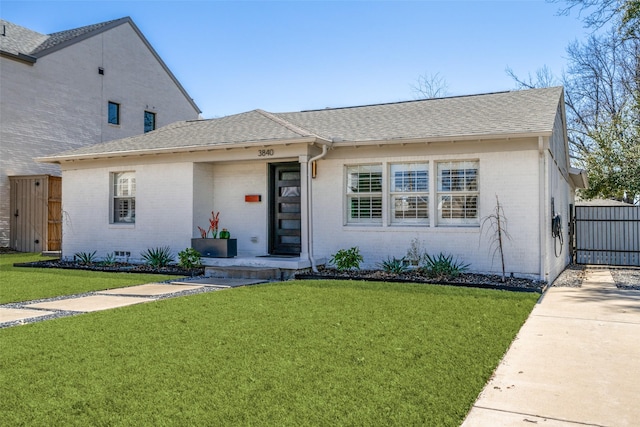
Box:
574;205;640;266
9;175;62;252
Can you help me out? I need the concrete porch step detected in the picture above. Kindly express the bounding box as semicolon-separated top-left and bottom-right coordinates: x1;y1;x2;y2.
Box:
205;265;282;281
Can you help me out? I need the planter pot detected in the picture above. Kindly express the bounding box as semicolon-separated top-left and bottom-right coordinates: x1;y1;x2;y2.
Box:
191;238;237;258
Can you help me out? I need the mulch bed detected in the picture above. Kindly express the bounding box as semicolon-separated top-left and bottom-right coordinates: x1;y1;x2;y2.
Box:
13;259;547;292
296;267;546;293
13;259;204;277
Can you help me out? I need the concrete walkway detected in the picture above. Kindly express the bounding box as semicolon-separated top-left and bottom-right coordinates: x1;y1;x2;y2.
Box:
462;269;640;426
0;277;266;328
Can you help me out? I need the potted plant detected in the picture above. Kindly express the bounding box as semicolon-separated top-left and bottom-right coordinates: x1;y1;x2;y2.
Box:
191;211;237;258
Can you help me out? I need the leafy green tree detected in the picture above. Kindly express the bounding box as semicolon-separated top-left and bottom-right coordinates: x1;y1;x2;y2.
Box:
580;114;640;203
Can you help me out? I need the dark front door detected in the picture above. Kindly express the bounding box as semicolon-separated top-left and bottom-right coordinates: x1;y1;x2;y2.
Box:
270;163;301;255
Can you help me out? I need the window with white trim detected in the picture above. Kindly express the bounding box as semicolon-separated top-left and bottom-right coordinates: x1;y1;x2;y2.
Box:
112;172;136;223
346;164;382;224
437;161;479;225
390;163;428;224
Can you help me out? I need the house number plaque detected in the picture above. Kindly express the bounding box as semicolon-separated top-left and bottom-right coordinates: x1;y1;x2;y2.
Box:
258;149;274;157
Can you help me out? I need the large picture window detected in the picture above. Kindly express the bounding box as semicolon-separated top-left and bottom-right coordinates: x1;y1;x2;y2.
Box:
437;161;479;225
390;163;428;224
346;164;382;224
112;172;136;223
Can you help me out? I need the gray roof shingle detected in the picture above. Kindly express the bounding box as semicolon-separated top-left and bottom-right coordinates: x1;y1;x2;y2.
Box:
1;17;126;58
30;18;124;55
39;87;564;161
0;19;48;57
278;87;563;142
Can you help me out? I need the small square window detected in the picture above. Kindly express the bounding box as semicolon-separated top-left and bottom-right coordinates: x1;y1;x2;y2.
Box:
144;111;156;133
108;102;120;125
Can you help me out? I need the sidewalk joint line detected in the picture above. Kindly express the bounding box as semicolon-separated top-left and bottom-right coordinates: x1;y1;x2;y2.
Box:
472;405;609;427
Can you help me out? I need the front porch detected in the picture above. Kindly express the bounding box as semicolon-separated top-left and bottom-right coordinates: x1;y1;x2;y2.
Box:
201;255;327;281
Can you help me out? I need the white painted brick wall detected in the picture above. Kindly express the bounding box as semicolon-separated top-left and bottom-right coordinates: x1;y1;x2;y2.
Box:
55;138;572;280
0;21;200;247
311;142;543;278
61;162;195;262
210;161;270;256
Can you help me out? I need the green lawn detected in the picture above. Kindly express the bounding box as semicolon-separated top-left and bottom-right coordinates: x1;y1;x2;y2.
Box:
0;279;538;426
0;253;180;304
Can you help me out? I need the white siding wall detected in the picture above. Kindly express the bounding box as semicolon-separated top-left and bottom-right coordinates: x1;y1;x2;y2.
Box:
0;22;200;247
61;162;195;262
311;142;543;278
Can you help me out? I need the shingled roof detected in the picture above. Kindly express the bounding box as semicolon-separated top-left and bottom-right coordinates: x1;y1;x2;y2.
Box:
0;17;200;112
0;18;125;59
38;87;564;162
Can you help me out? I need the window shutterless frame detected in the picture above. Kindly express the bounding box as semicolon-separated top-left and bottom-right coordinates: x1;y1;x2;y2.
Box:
108;101;120;125
144;111;156;133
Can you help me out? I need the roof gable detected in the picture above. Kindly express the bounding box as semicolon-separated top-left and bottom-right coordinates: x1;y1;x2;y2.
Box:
0;17;200;113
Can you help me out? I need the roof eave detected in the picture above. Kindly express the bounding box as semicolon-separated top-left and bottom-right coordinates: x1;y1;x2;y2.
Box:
0;50;37;64
36;136;332;164
331;131;553;147
569;167;589;189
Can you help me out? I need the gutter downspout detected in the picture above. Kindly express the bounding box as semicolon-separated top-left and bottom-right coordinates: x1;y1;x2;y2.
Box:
307;144;329;272
538;136;547;282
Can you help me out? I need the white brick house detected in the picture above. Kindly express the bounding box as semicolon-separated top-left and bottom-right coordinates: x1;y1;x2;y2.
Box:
0;17;201;250
39;87;587;283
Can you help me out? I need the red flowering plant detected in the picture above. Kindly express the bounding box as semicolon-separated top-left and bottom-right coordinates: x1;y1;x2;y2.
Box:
197;211;220;238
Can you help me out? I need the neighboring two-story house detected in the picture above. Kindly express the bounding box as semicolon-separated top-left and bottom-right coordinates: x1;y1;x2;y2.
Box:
0;17;201;251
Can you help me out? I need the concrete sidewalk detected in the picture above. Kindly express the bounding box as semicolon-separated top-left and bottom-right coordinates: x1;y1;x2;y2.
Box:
462;269;640;426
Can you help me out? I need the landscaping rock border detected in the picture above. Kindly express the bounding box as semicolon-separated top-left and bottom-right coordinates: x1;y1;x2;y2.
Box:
296;267;546;293
13;259;204;277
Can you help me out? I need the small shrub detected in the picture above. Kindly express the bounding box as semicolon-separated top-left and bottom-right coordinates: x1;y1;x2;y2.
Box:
330;247;363;271
178;247;202;270
101;252;117;267
377;256;409;274
420;253;469;279
141;246;174;268
74;251;97;265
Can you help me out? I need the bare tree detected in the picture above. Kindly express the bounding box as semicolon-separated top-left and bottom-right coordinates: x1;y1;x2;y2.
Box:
505;65;558;89
552;0;639;38
480;195;511;282
411;72;450;99
562;29;639;161
507;27;639;202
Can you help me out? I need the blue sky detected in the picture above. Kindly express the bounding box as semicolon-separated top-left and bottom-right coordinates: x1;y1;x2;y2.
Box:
2;1;589;118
